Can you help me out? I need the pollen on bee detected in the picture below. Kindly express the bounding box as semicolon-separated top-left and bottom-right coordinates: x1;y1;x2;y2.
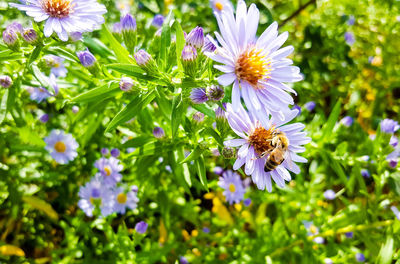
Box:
248;124;275;156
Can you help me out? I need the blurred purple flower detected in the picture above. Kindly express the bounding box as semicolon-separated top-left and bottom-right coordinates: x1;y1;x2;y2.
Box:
39;114;49;123
244;198;252;207
345;232;354;238
213;166;224;175
340;116;353;127
347;15;355;26
101;148;109;156
153;127;165;138
391;206;400;220
356;253;365;262
304;101;316;112
152;14;164;28
324;189;336;200
202;227;210;233
179;256;189;264
218;170;245;204
380;118;399;133
345;32;355;45
110;148;120;158
135;221;148;234
361;169;370;178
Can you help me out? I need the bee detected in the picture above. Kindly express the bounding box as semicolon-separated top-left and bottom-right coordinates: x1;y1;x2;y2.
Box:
263;130;290;172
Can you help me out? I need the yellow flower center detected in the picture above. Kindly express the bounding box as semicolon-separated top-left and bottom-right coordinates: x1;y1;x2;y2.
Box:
54;141;66;153
229;183;236;193
117;193;127;204
215;2;224;10
235;47;271;88
41;0;75;18
248;125;276;156
310;225;318;234
104;166;112;176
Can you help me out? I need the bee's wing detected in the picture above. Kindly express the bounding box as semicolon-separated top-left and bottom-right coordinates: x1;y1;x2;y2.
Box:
283;151;294;170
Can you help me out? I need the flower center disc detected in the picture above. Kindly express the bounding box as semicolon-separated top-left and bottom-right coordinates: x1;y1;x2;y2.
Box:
104;166;112;176
42;0;74;18
229;183;236;193
54;141;66;153
248;126;274;156
235;47;271;87
117;193;127;204
215;2;224;10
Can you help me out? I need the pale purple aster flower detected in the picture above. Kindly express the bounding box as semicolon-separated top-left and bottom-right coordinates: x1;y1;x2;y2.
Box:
135;221;148;234
347;15;355;26
303;221;324;244
7;22;23;34
78;176;114;217
153;127;165;138
206;1;302;121
70;31;83;41
44;55;67;78
94;157;123;186
202;227;210;233
110;148;120;157
345;32;355;45
0;75;12;88
152;14;164;28
101;148;109;156
39;113;49;123
113;22;122;34
340;116;353;127
304;101;316;112
186;26;204;49
179;256;189;264
121;13;136;32
391;206;400;220
29;86;52;103
224;103;310;191
120;77;134;91
324;189;336;200
292;104;301;116
202;34;217;53
388;159;398;168
218;170;246;204
77;49;96;68
22;28;38;44
193;112;205;123
345;232;354;238
10;0;107;41
131;185;138;193
210;0;233;14
361;169;370;178
206;85;224;101
356;253;365;262
213;166;224;175
390;136;398;147
72;105;79;113
112;186;139;214
44;129;79;164
244;198;251;206
380;118;399;133
190;88;208;104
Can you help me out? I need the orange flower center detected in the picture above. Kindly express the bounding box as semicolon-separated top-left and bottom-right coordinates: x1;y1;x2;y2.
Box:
117;193;127;204
235;47;271;88
215;2;224;10
54;141;66;153
104;166;112;176
248;125;275;156
229;184;236;193
41;0;75;18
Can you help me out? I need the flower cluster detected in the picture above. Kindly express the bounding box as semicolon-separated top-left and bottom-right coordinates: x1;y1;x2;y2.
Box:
207;0;310;192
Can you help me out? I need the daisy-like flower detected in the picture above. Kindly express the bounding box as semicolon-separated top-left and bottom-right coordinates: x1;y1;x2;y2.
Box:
224;103;310;191
302;220;324;244
27;86;52;103
210;0;233;14
94;157;123;186
44;129;79;164
10;0;107;41
112;186;139;214
78;176;114;217
44;55;67;78
206;0;302;121
218;170;245;204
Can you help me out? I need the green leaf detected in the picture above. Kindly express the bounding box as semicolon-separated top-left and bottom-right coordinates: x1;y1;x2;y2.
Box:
105;91;155;133
123;136;155;148
83;37;113;58
173;20;185;73
171;93;184;138
47;47;80;63
193;104;216;118
320;100;341;143
106;64;166;84
0;89;9;125
0;50;22;62
28;45;43;65
101;24;133;64
195;155;208;191
377;235;394;264
31;64;50;89
127;141;170;157
70;82;121;104
176;147;192;187
180;145;204;164
160;11;172;71
22;196;58;220
202;127;223;146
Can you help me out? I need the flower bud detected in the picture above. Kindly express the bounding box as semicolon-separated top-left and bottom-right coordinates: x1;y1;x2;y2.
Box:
77;49;99;75
181;45;197;78
72;105;80;114
202;35;216;53
186;26;204;49
152;14;164;28
304;101;316;112
119;77;134;91
222;147;236;159
70;32;83;42
206;85;224;101
134;49;158;75
39;113;49;123
0;75;12;88
3;29;19;51
22;28;38;45
190;88;208;104
121;14;137;53
110;148;120;157
153;127;165;139
340;116;353;127
193;112;205;123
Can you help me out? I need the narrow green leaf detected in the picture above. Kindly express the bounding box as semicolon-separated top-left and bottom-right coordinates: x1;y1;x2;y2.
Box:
173;20;185;73
31;65;50;89
28;45;43;65
0;89;9;124
177;147;192;187
202;127;223;146
195;155;208;191
83;37;113;57
106;64;167;84
105;91;155;133
70;83;120;104
123;136;155;148
180;146;204;164
320;100;341;143
47;47;80;63
160;12;172;70
101;24;133;64
171;93;183;138
22;196;58;220
193;104;216;118
377;235;394;264
127;141;170;157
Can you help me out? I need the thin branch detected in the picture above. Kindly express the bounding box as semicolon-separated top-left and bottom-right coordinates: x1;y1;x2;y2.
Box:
280;0;317;27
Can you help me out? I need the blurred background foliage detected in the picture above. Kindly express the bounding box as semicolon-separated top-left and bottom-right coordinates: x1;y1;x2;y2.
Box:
0;0;400;263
